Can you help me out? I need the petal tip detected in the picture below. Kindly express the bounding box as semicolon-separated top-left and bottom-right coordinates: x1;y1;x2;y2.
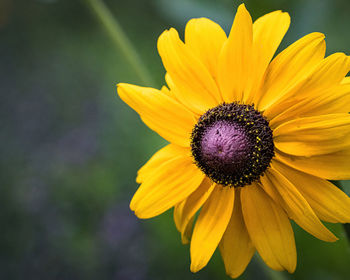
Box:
312;32;326;40
133;207;156;219
286;264;297;274
134;211;147;219
135;176;142;184
225;266;248;279
129;199;136;211
284;12;291;23
274;10;291;19
237;3;247;9
190;262;203;273
117;83;135;95
328;235;339;243
117;82;128;89
236;3;250;15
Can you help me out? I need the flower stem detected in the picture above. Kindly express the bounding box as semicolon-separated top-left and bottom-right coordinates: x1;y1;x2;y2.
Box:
83;0;154;86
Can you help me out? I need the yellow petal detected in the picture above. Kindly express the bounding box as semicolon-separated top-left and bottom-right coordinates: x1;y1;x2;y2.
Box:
218;3;253;103
246;10;290;104
296;84;350;116
174;200;197;244
297;53;350;92
276;149;350;180
157;28;221;115
219;188;255;278
269;84;350;127
185;18;227;80
174;200;191;243
181;216;195;244
160;81;179;101
164;72;175;91
261;168;338;242
117;83;195;147
137;144;188;183
130;154;204;219
273;114;350;156
272;160;350;223
257;32;325;111
164;73;183;103
173;201;183;232
174;177;215;244
160;85;170;95
265;53;350;119
241;184;296;273
341;76;350;84
190;185;235;272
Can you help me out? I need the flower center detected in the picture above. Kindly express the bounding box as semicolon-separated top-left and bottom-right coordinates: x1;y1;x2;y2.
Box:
191;103;274;187
200;120;251;173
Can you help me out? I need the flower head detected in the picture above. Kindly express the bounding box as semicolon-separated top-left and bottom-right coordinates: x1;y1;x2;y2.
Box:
117;4;350;278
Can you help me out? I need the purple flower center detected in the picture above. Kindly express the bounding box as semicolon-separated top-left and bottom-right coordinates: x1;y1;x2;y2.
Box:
200;121;252;174
191;102;274;187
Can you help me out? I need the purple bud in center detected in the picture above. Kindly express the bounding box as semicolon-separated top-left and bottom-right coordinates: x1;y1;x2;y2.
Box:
200;120;252;174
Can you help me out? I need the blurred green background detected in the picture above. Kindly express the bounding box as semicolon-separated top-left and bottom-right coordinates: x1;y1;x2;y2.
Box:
1;0;350;279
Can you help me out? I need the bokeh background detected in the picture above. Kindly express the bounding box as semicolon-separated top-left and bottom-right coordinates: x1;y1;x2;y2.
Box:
1;0;350;279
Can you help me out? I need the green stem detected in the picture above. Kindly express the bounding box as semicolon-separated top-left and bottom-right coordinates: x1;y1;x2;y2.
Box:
84;0;154;86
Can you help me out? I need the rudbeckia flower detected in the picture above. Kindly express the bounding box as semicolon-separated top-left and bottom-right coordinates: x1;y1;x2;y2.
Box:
117;3;350;278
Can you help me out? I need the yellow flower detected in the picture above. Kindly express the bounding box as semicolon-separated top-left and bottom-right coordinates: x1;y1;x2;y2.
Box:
117;4;350;278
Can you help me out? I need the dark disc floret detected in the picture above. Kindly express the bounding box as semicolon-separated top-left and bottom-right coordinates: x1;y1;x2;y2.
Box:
191;102;274;187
